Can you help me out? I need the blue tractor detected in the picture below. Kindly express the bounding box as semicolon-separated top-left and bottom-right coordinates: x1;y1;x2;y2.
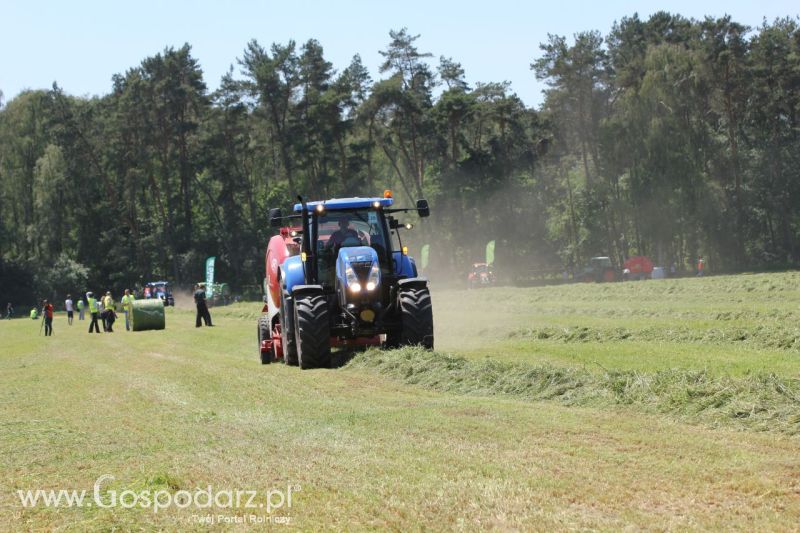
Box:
266;192;433;369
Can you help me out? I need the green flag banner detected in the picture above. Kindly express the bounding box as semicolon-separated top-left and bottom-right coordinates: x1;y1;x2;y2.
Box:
421;244;430;271
205;257;216;299
486;240;496;266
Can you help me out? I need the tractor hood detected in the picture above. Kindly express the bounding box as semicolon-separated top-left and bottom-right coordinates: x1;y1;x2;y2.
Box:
336;246;381;295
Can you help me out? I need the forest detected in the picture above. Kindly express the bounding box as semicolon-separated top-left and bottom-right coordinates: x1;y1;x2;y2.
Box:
1;12;800;304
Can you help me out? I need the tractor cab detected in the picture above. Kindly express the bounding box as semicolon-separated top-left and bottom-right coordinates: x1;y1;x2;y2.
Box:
313;207;392;290
580;257;616;283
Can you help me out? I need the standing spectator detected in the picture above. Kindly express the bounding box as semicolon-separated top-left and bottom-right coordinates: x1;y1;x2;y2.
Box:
194;284;213;327
105;305;117;332
5;302;13;319
42;300;54;336
696;257;706;277
65;295;74;325
98;294;106;331
120;289;135;331
87;292;101;333
101;291;114;332
77;297;85;321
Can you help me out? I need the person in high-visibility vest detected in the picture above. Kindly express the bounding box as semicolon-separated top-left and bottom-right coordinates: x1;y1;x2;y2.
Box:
76;297;85;321
87;292;101;333
102;291;115;332
120;289;135;331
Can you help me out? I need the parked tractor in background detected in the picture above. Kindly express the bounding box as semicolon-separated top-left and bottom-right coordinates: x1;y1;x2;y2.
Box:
197;282;231;306
467;263;496;289
143;281;175;306
258;191;433;369
579;256;617;283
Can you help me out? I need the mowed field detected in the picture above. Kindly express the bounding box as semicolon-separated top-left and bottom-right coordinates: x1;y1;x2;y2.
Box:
2;272;800;530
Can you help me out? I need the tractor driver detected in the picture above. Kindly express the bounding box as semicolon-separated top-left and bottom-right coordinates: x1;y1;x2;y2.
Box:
325;217;362;251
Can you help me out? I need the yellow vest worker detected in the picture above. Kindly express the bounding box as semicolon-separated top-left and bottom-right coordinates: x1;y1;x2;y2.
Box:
87;294;102;333
121;294;135;312
121;293;135;331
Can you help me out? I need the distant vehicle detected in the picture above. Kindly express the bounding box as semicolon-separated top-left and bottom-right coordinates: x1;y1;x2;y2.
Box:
144;281;174;306
579;256;617;283
468;263;496;289
622;256;654;281
197;282;231;307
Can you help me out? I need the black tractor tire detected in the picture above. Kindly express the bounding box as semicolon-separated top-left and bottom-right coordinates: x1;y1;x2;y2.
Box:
396;286;434;349
258;315;271;364
280;289;298;366
293;291;331;370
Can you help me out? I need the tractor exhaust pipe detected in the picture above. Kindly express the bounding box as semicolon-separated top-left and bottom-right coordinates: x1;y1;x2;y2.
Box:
298;195;314;282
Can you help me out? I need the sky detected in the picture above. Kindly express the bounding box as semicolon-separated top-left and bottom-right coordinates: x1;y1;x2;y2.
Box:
1;0;798;109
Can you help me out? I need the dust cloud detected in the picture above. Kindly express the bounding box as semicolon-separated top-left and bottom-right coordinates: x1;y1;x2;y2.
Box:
172;289;196;310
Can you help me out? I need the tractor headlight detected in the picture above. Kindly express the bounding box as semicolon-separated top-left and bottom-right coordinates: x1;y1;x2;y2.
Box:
367;263;380;291
345;265;361;292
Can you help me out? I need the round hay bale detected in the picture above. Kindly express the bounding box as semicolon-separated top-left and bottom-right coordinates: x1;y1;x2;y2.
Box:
131;299;165;331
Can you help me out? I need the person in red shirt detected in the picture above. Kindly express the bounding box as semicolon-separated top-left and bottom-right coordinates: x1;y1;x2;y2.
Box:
42;299;54;336
696;257;706;277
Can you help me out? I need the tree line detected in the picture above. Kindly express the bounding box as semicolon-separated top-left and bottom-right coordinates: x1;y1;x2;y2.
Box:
1;12;800;306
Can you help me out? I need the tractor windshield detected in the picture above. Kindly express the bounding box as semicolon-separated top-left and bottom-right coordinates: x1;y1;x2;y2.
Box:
314;209;391;287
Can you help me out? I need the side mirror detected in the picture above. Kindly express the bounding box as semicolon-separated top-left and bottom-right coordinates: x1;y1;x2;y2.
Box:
269;208;283;228
416;199;430;218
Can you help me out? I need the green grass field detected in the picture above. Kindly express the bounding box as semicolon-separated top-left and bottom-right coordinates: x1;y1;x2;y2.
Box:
2;273;800;530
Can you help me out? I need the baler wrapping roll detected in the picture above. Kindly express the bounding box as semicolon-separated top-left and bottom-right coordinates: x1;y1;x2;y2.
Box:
131;299;165;331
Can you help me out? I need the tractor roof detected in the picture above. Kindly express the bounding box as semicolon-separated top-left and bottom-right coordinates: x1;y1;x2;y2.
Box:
293;197;393;212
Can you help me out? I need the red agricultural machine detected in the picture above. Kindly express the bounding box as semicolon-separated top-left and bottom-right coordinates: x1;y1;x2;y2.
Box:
622;256;654;280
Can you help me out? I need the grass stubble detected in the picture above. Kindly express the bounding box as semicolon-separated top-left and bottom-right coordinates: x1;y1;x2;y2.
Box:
1;272;799;530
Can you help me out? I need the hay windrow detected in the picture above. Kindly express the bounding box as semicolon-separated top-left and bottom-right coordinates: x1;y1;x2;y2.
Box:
347;347;800;435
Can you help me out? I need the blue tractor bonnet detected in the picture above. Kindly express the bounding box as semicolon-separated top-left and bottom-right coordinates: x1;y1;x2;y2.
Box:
338;246;378;264
293;197;393;212
336;246;380;286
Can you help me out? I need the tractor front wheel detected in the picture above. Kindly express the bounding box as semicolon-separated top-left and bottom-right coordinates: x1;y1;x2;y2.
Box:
294;291;331;369
280;288;298;366
392;286;434;349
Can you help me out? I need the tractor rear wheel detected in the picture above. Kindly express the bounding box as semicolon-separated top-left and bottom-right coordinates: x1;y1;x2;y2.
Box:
294;291;331;369
396;286;434;349
280;288;298;366
258;315;271;364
